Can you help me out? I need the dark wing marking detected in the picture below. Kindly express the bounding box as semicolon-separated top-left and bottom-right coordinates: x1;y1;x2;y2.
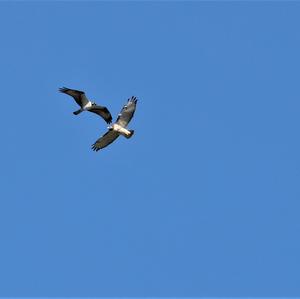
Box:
88;105;113;124
116;96;138;127
59;87;89;107
91;130;119;151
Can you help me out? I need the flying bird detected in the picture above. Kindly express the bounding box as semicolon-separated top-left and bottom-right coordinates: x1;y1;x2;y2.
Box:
59;87;112;124
92;96;138;151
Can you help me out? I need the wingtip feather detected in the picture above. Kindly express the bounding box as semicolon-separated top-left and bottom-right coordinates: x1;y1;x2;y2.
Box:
128;96;138;104
58;87;68;93
91;144;100;152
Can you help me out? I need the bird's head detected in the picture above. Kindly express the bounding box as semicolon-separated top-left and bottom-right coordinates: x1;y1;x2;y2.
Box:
108;126;113;131
91;102;96;106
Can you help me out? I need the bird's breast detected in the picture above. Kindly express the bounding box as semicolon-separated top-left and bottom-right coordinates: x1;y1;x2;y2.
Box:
83;102;92;110
112;124;131;136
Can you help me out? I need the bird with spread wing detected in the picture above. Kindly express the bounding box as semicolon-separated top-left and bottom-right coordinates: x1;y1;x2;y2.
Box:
92;96;138;151
59;87;112;124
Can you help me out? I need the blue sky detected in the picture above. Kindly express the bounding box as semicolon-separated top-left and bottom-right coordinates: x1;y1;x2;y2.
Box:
0;1;299;297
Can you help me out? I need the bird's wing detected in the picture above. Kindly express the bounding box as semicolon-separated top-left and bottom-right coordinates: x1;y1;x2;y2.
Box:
116;96;138;127
91;130;119;151
88;105;113;124
59;87;89;107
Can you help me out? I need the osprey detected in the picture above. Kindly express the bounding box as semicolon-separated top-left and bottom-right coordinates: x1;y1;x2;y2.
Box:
59;87;112;124
92;96;138;151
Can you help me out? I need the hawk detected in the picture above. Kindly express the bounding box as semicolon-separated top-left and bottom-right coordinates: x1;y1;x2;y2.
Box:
92;96;138;151
59;87;112;124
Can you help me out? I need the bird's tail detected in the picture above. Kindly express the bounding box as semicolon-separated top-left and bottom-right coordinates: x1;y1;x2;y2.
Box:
73;109;83;115
125;130;134;139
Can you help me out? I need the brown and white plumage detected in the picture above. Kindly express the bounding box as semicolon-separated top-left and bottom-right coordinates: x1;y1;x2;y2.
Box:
59;87;112;124
92;96;137;151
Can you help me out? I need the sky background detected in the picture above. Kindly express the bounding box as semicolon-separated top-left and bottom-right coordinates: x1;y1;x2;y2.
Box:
0;1;300;297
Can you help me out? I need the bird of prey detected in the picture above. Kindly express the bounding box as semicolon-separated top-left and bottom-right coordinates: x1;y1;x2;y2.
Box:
59;87;112;124
92;96;138;151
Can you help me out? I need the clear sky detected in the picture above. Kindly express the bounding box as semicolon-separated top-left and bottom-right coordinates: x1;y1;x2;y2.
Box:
0;1;299;297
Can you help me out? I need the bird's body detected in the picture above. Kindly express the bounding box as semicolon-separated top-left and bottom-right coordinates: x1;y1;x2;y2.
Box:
59;87;112;124
92;96;137;151
82;101;93;110
111;123;134;138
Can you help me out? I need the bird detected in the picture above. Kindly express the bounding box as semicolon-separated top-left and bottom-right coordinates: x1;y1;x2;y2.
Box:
59;87;112;124
92;96;138;151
